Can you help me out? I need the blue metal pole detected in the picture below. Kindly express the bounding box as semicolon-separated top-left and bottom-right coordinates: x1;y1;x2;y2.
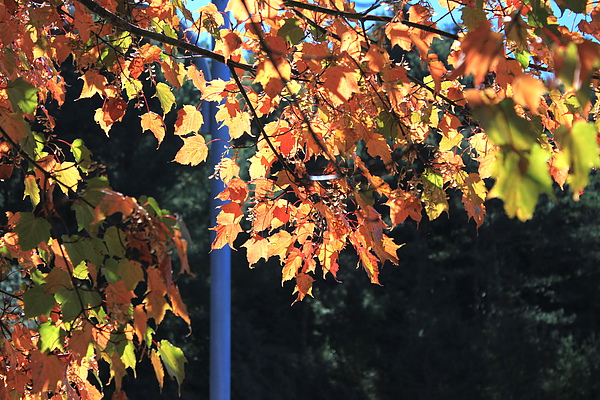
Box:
209;0;231;398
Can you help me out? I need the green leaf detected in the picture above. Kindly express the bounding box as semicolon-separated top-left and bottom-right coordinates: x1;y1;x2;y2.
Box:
71;139;93;172
554;0;586;14
119;340;137;372
526;0;554;27
473;98;538;151
14;212;51;251
6;78;38;114
117;259;144;290
72;201;95;232
375;111;399;139
63;236;104;271
23;175;40;208
38;322;63;353
81;290;102;312
140;195;163;217
22;284;55;318
157;339;187;393
515;50;531;68
72;262;89;280
54;289;82;322
461;6;486;31
556;121;600;192
421;169;449;220
102;258;120;283
278;18;304;44
103;226;126;258
489;145;552;221
155;83;175;115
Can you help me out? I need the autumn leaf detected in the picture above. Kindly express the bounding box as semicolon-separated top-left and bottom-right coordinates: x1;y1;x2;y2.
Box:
79;70;108;99
157;340;187;394
212;202;244;250
141;112;166;146
154;82;176;114
216;177;248;203
242;235;269;266
511;75;545;112
386;190;423;225
448;21;503;85
321;65;359;106
173;135;208;166
187;64;207;92
92;188;140;225
292;272;315;303
385;22;412;51
174;105;203;136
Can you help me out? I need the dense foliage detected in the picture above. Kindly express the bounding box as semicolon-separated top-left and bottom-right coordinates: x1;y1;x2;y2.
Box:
0;0;599;397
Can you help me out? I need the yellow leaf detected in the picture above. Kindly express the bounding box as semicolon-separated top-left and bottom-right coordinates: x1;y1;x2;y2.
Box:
174;105;203;136
140;112;166;147
173;135;208;166
55;162;80;195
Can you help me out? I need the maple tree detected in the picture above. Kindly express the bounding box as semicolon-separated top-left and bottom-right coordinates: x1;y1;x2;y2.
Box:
0;0;600;397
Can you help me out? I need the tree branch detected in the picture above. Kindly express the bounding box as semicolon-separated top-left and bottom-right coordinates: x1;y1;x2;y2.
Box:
283;0;459;41
74;0;254;72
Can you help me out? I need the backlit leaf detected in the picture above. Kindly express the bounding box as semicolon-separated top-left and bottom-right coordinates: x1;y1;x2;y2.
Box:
141;112;166;146
173;135;208;166
6;77;38;114
157;340;186;393
154;82;176;114
174;105;203;136
556;121;600;192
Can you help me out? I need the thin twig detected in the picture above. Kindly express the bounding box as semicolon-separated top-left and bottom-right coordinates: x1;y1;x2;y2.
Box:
228;66;302;183
75;0;254;72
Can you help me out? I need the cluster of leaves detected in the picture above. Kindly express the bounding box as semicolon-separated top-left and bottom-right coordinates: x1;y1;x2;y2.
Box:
0;0;599;396
0;0;193;396
206;0;600;299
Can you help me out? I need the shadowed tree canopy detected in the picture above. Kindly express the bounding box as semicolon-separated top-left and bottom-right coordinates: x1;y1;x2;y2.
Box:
0;0;599;397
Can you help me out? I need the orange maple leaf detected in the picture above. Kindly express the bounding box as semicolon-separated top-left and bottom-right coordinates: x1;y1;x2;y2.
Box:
79;70;108;99
212;202;244;250
92;188;141;225
292;272;315;303
216;177;248;203
167;283;191;326
385;22;412;51
448;21;504;85
242;235;269;266
187;64;207;92
386;191;423;225
321;65;359;106
511;75;545;112
140;111;166;147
